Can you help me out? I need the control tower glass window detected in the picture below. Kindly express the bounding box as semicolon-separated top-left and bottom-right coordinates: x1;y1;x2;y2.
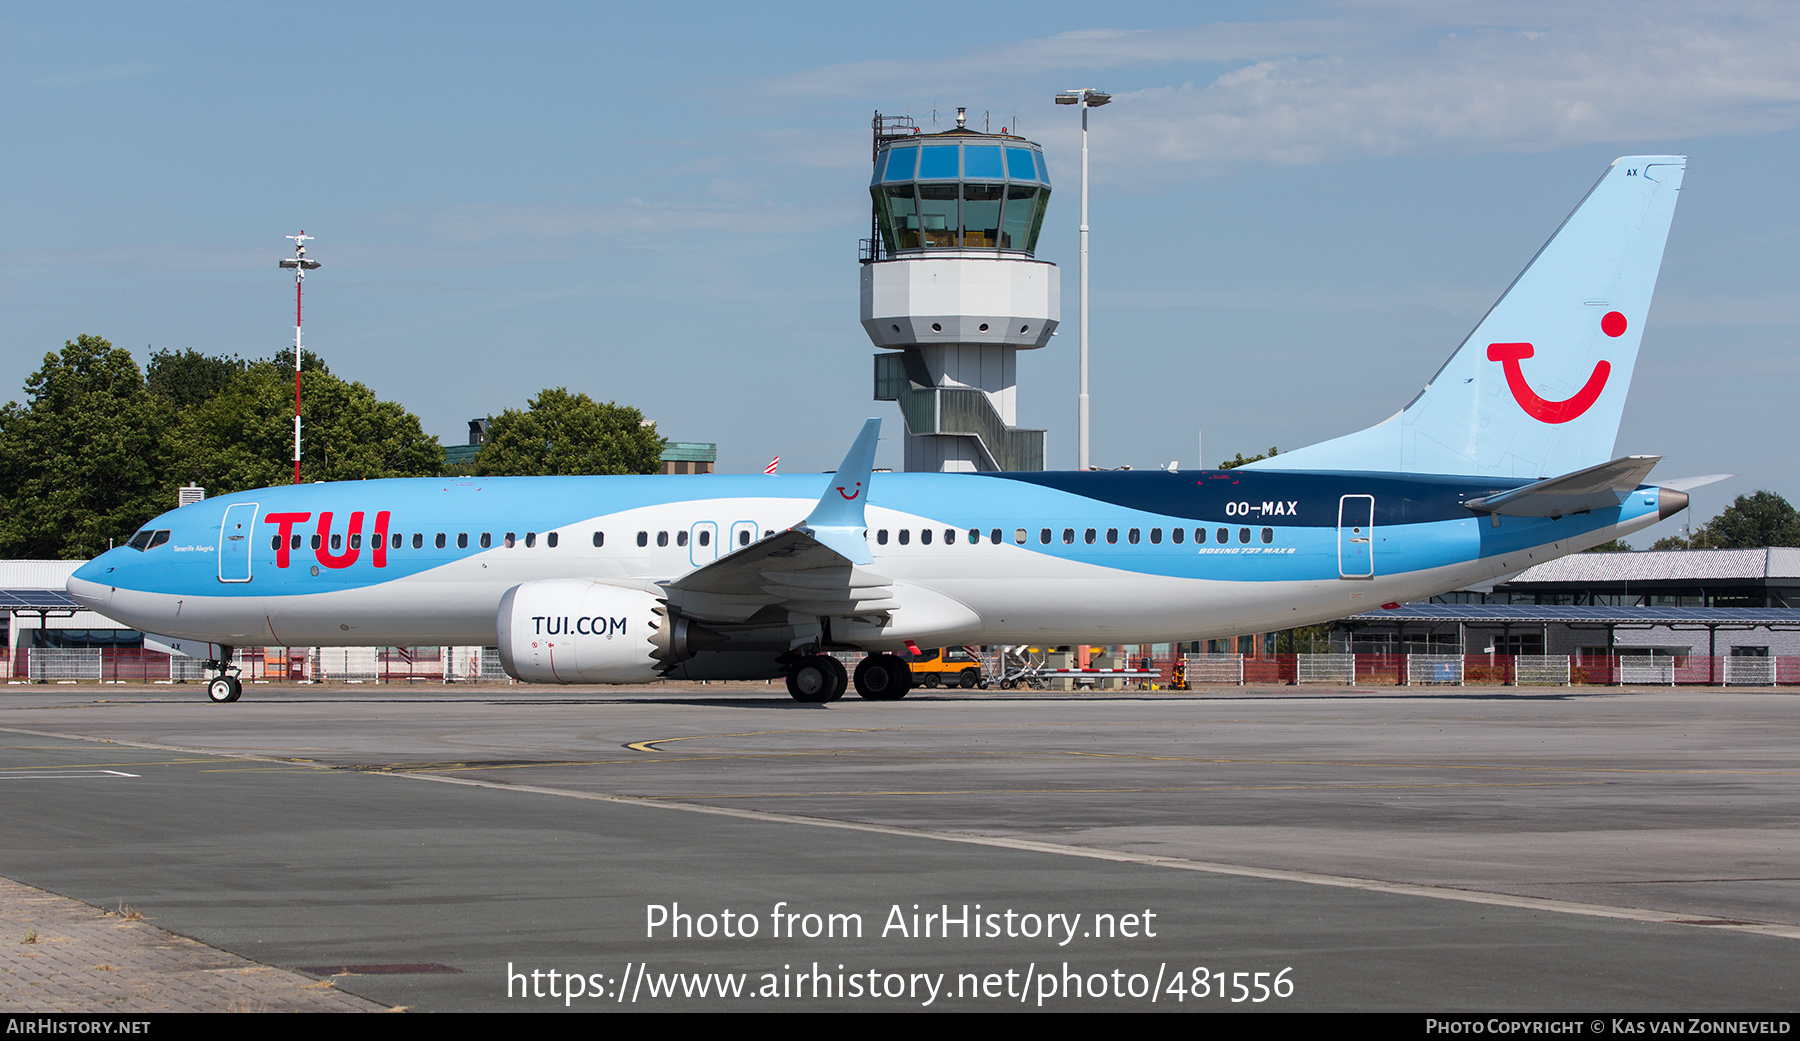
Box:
1006;147;1038;181
880;146;917;183
870;136;1052;255
918;184;958;248
918;145;959;179
962;184;1003;247
1002;186;1038;250
880;185;920;250
963;145;1004;179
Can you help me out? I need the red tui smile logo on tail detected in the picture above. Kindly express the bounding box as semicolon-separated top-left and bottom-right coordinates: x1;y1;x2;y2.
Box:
1486;311;1627;424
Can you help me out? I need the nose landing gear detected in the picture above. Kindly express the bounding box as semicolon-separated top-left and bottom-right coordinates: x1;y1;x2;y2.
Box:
204;649;241;703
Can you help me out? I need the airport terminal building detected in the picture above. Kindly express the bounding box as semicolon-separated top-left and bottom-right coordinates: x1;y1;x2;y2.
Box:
1333;548;1800;659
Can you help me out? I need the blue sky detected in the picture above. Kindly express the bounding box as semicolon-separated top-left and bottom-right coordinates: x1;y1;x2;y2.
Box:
4;1;1797;544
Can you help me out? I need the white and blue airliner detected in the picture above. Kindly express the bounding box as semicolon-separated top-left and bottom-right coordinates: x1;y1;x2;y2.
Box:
71;156;1693;703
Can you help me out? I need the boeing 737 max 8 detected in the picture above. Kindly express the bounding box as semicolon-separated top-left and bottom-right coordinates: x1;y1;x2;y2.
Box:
70;156;1692;703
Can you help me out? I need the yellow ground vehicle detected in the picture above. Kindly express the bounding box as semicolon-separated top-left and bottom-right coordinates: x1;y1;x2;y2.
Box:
900;646;984;688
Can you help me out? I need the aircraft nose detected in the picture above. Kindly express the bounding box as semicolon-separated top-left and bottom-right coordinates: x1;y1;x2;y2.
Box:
67;556;119;611
1658;487;1689;520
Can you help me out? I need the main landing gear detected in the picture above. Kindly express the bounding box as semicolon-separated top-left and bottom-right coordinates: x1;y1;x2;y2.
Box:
204;649;241;703
852;654;910;701
785;653;913;703
786;654;847;703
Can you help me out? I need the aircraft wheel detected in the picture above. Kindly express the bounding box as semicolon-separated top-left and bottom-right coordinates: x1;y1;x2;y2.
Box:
960;669;980;689
854;654;910;700
822;655;848;702
787;659;834;703
206;676;241;704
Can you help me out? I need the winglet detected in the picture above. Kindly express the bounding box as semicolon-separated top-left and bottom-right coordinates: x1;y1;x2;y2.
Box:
795;418;880;564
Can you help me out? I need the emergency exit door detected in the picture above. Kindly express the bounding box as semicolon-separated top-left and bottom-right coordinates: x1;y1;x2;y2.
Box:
1337;495;1374;579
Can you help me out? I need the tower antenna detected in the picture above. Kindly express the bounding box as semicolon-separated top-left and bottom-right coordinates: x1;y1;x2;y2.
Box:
278;232;321;484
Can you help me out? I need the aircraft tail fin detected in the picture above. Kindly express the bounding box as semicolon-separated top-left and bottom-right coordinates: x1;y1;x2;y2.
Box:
1247;156;1685;479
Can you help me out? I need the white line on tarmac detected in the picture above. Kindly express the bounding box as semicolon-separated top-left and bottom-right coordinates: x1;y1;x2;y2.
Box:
393;769;1800;942
0;769;139;779
7;723;1797;941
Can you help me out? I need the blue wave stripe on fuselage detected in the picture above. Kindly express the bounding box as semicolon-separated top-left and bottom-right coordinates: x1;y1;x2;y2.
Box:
79;470;1654;597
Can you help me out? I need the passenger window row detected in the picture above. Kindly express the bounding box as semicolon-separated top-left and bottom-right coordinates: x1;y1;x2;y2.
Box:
269;530;571;552
257;520;1277;557
633;529;771;549
871;526;1277;547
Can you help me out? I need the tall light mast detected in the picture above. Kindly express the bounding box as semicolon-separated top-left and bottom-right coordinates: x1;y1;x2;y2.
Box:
1054;88;1109;470
278;233;321;484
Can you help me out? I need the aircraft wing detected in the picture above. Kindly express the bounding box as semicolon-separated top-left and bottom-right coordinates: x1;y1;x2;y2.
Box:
1465;455;1661;517
665;528;895;622
664;418;894;623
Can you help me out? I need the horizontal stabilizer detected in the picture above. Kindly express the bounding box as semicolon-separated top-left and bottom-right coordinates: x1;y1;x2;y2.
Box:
1655;473;1734;493
1465;455;1660;517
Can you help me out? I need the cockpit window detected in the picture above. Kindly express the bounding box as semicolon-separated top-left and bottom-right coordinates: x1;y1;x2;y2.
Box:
126;529;171;551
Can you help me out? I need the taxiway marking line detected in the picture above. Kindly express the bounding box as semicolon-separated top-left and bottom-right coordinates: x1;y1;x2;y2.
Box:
626;781;1607;798
7;724;1796;941
391;770;1800;941
0;769;140;779
0;757;222;771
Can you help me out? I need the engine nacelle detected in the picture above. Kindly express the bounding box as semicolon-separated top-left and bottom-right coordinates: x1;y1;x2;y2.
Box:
496;580;695;684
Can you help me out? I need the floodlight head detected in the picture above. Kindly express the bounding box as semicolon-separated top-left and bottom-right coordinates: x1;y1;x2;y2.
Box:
1085;91;1112;107
1055;92;1081;105
278;259;300;268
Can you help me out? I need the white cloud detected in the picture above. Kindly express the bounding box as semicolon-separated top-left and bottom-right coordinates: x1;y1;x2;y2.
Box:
761;3;1800;172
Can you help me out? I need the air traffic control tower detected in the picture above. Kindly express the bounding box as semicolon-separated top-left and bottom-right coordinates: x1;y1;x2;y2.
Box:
862;112;1059;472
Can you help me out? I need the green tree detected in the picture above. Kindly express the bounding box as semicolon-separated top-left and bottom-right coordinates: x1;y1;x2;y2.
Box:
1646;491;1800;550
1221;446;1279;470
473;388;664;476
165;350;442;494
0;336;169;558
1692;491;1800;549
146;348;247;410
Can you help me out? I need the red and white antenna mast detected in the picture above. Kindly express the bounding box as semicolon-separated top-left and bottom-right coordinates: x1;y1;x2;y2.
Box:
278;232;321;484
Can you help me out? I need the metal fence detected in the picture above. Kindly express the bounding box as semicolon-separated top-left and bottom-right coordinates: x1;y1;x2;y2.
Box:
11;647;1800;689
1295;654;1356;684
1184;654;1244;685
1514;655;1572;686
1406;654;1465;686
6;646;514;685
1723;656;1775;686
1617;657;1675;686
